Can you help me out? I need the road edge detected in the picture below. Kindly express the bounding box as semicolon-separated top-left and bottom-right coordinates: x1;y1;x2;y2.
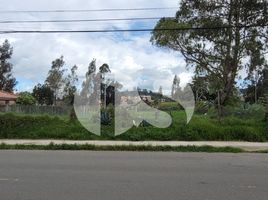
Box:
0;142;262;153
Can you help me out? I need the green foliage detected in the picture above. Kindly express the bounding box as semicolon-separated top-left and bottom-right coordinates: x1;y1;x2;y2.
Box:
1;110;268;142
258;95;268;121
195;101;210;114
158;101;182;111
0;143;244;153
0;39;17;92
33;83;54;105
0;113;101;140
16;92;37;105
45;56;66;104
63;65;78;105
101;111;112;125
234;104;265;119
151;0;268;106
243;66;268;104
208;104;265;120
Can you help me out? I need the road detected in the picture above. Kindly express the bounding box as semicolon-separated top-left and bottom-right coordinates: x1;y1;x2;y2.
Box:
0;151;268;200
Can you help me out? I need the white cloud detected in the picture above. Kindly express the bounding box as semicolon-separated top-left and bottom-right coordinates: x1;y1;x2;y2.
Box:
0;0;191;94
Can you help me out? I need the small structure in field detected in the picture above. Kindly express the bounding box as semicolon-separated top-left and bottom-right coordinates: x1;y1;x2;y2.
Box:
0;90;18;106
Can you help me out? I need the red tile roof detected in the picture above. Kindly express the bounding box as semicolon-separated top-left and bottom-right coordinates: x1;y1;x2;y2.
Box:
0;90;18;100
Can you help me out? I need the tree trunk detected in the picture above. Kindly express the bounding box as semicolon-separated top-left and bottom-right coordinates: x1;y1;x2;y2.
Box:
217;90;222;121
220;75;235;105
53;89;57;106
219;0;241;107
104;84;107;108
255;84;258;104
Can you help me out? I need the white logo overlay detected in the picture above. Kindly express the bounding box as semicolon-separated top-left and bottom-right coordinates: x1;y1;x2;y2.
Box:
74;73;195;136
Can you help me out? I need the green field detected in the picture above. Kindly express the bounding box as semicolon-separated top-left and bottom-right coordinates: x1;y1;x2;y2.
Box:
1;110;267;142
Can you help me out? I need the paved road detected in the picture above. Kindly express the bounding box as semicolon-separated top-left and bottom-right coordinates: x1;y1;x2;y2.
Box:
0;151;268;200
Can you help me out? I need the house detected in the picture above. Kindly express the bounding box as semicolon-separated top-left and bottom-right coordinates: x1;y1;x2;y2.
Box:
140;95;154;103
0;90;18;106
120;95;154;107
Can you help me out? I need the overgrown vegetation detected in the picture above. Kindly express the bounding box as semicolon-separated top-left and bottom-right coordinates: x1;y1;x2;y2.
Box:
1;108;268;142
0;143;244;153
1;1;268;144
151;0;268;113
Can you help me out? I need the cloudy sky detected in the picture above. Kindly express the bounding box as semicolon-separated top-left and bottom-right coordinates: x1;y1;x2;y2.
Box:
0;0;192;95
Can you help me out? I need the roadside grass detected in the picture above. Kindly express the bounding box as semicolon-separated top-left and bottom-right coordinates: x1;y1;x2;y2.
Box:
254;149;268;153
1;111;268;142
0;143;245;153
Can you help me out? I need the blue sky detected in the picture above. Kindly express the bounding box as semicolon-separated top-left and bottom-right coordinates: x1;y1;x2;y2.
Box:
0;0;194;95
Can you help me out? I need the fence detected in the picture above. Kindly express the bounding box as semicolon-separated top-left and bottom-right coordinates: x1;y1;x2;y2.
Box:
0;105;72;116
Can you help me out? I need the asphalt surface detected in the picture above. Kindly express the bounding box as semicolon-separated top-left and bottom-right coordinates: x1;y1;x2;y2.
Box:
0;151;268;200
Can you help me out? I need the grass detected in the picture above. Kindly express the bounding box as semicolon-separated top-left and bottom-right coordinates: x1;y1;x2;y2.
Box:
0;143;245;153
0;111;268;142
254;149;268;153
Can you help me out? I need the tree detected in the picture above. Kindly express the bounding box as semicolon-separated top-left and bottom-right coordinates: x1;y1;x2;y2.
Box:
259;66;268;97
64;65;78;105
106;80;123;106
244;65;268;103
16;92;36;105
99;63;111;74
81;59;96;98
80;59;112;106
32;83;54;105
263;97;268;121
45;56;66;105
99;63;111;108
171;75;181;98
0;40;17;92
80;59;98;106
191;75;210;102
158;86;163;95
151;0;268;108
248;70;262;104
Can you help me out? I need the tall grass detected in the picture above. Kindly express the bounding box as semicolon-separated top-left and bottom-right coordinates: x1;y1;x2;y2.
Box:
0;111;267;142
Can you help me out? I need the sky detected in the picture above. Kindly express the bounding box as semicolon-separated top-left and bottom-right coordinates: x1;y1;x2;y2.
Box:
0;0;193;95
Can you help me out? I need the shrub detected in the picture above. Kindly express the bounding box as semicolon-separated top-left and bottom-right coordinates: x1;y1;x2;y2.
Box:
195;101;210;114
207;104;265;120
0;111;267;142
16;92;37;105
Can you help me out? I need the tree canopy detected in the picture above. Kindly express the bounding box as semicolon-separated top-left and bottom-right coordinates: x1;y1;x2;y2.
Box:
63;65;78;105
16;92;37;105
32;83;54;105
45;56;66;104
0;40;17;92
151;0;268;106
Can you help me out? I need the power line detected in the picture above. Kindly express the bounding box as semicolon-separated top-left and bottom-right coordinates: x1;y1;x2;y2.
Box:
0;17;172;24
0;24;266;34
0;7;178;14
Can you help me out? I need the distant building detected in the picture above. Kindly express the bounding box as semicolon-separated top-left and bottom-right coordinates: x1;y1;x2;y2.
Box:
0;91;18;106
140;95;154;103
120;95;154;107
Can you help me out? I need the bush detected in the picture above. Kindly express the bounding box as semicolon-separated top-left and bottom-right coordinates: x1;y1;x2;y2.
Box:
0;111;267;142
16;92;37;105
158;101;182;111
0;113;101;140
195;101;210;114
207;104;265;120
101;111;112;125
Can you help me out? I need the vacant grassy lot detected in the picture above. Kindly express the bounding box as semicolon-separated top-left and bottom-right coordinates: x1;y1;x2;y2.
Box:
0;111;268;142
